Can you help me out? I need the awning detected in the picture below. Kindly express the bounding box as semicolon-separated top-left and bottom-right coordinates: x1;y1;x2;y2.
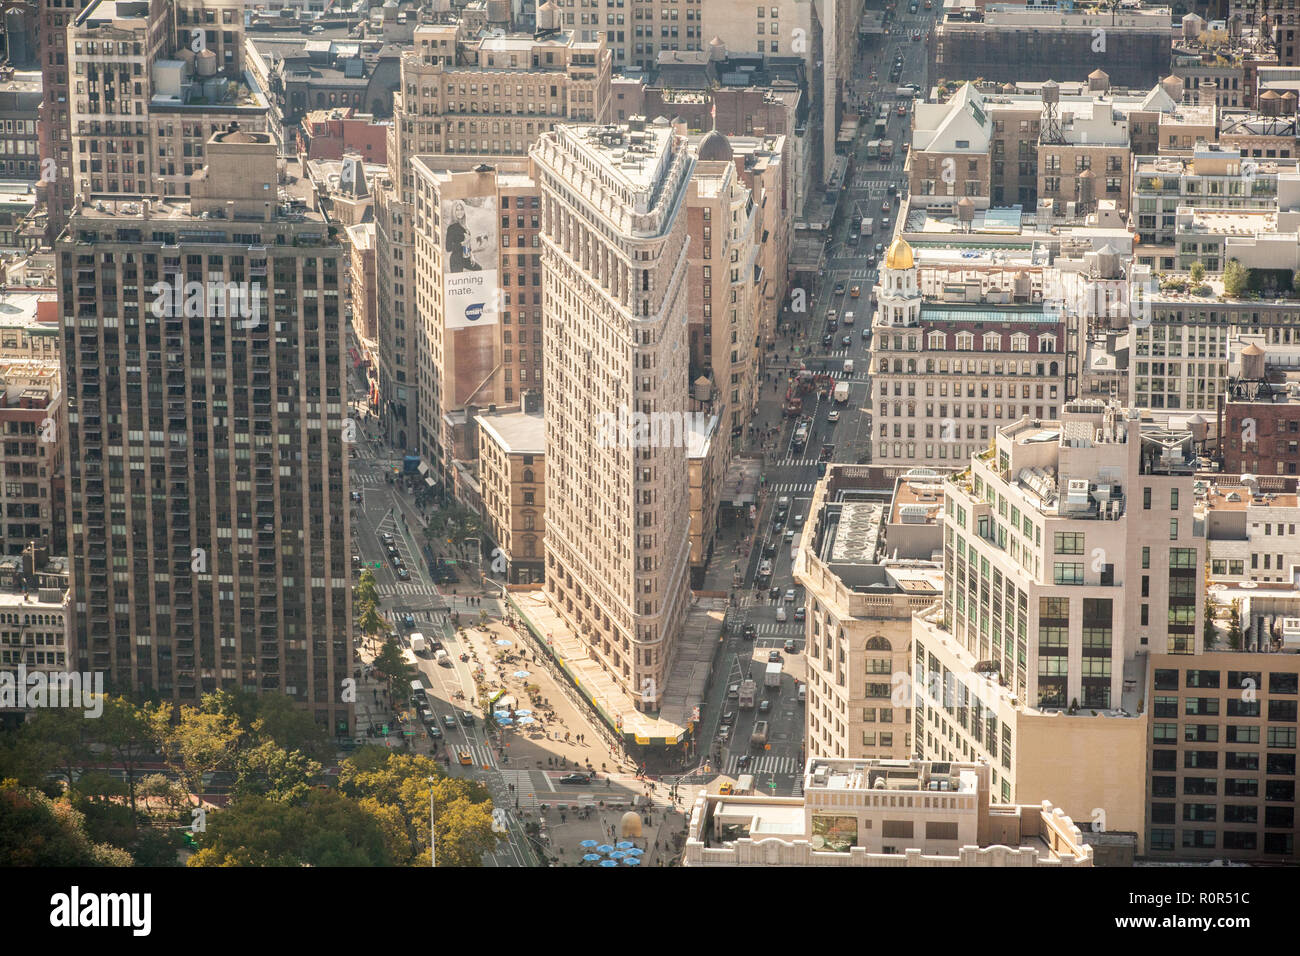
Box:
424;476;436;487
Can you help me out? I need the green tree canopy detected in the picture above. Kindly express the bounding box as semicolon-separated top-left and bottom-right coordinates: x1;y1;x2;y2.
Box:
1223;259;1249;298
0;780;133;866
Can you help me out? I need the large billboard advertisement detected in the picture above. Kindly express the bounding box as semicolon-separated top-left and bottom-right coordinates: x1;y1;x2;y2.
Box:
442;195;499;329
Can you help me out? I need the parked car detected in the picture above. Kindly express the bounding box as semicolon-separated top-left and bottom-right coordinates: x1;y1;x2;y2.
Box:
759;699;772;714
769;649;783;662
727;683;740;699
350;491;362;502
396;568;411;580
833;282;845;295
769;586;781;601
784;588;796;603
822;333;834;348
784;638;798;653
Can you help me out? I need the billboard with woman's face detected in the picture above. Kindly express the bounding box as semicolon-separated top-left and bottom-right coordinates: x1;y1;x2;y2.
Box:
442;194;499;329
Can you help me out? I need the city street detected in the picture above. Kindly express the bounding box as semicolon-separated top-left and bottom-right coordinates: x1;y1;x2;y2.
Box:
692;3;939;798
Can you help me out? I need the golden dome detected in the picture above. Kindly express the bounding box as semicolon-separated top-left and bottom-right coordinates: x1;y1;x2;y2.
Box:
884;236;914;270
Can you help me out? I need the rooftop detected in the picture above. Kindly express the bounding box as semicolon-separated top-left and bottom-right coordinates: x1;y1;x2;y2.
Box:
475;409;545;456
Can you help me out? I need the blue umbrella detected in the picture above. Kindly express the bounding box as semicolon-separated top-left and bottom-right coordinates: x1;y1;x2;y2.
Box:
494;710;509;718
599;859;619;867
582;854;601;862
596;844;615;853
517;716;535;724
495;639;512;646
623;856;641;866
625;847;644;856
498;717;513;725
608;851;626;860
616;841;634;849
513;670;531;678
514;709;532;716
579;840;599;848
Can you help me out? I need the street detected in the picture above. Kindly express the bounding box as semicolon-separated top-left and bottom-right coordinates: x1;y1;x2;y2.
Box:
693;1;937;798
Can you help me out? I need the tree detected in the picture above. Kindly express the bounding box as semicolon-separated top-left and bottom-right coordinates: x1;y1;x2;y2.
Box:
1223;259;1249;298
139;773;190;820
247;694;330;763
1189;261;1206;285
96;696;155;820
1227;598;1243;650
233;740;323;804
188;791;393;867
357;602;388;653
0;780;133;866
336;752;500;866
355;568;380;609
372;636;412;694
148;702;242;810
21;707;96;788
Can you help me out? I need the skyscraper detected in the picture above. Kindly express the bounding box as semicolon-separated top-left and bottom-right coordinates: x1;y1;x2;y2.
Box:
531;118;693;709
58;128;352;732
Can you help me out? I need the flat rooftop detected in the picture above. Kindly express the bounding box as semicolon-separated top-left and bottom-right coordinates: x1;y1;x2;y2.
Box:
0;289;57;330
826;501;883;564
890;475;945;527
562;120;675;194
475;410;545;456
806;758;980;794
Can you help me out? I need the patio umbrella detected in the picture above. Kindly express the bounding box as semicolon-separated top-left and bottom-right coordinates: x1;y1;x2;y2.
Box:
580;840;599;848
625;847;644;856
599;860;619;867
608;851;626;860
494;710;510;719
623;857;641;866
616;841;634;849
495;639;512;646
514;709;532;716
497;717;513;726
517;716;535;724
582;854;601;863
596;844;614;854
513;670;531;678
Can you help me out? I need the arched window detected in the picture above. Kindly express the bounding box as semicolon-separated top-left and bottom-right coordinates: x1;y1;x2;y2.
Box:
1050;361;1059;376
523;468;534;483
865;636;892;651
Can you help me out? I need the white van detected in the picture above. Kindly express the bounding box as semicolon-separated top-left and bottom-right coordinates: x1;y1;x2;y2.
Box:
435;648;451;666
797;684;807;703
843;359;855;374
735;773;756;795
410;633;427;655
776;605;788;622
843;310;855;325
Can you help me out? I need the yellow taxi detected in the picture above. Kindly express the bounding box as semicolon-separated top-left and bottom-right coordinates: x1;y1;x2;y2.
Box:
718;781;734;795
850;285;861;298
458;750;474;766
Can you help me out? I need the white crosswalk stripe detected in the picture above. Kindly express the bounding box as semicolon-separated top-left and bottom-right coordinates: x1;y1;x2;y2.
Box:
462;745;497;769
352;472;385;484
853;178;894;191
770;482;816;494
377;582;442;598
727;754;799;775
772;457;821;468
756;622;802;634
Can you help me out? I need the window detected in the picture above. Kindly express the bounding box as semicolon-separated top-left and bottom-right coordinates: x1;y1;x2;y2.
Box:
1053;562;1083;585
1053;532;1084;555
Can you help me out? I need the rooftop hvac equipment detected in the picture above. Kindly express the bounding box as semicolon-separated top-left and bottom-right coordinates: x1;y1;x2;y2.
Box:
1064;479;1091;512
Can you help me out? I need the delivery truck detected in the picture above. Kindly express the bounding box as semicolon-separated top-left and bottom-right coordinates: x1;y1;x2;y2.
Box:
751;721;770;747
833;381;850;403
410;633;427;655
765;661;783;689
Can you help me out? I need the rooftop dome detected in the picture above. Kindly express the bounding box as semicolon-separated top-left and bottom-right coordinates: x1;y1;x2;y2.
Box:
697;129;733;162
885;236;914;270
1241;342;1265;356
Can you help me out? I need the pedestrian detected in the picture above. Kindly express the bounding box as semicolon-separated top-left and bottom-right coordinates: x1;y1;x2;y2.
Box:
560;812;566;823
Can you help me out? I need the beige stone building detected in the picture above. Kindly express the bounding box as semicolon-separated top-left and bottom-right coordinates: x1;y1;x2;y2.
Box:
57;132;352;733
68;0;268;201
474;407;545;586
684;758;1094;866
532;118;693;710
909;401;1210;839
793;466;944;763
869;237;1067;471
0;288;60;362
346;221;377;344
0;359;62;556
0;586;72;692
686;411;723;585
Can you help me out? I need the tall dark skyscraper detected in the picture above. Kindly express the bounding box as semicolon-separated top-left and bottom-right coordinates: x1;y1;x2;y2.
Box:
57;128;353;732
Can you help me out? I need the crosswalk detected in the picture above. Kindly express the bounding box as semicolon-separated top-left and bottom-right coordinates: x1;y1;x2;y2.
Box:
353;472;386;485
377;582;443;598
754;622;802;635
458;744;497;770
726;754;800;775
853;177;894;191
770;482;815;494
772;457;824;468
499;768;543;803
